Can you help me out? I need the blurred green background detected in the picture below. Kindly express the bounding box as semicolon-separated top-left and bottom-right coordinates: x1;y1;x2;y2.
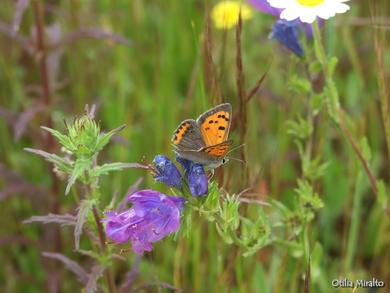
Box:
1;0;389;292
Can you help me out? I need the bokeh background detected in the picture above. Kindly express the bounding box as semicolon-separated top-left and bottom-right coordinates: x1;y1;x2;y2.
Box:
1;0;389;292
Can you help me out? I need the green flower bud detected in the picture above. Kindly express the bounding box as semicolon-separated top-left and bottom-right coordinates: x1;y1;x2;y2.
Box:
67;115;101;158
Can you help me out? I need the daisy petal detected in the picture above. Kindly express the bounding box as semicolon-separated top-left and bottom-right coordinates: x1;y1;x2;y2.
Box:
299;11;317;23
268;0;351;23
267;0;289;9
280;8;300;21
334;3;350;13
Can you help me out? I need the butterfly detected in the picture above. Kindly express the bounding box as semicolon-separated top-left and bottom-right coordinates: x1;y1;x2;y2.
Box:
172;103;233;169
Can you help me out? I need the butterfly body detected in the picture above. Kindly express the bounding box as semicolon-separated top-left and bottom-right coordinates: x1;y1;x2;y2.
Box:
172;103;232;169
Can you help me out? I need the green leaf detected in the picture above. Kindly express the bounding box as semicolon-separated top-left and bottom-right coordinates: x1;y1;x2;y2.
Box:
377;180;388;208
294;180;324;215
359;137;372;161
240;214;271;254
76;249;101;261
95;124;126;153
310;93;326;116
288;76;312;95
328;57;339;75
286;116;313;140
310;242;323;282
41;126;76;152
302;156;329;181
309;60;322;75
89;162;147;178
24;148;73;174
216;223;234;244
219;194;240;230
66;158;92;195
74;199;95;250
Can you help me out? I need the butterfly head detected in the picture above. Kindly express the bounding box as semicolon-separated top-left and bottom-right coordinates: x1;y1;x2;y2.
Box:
222;156;229;165
205;155;229;169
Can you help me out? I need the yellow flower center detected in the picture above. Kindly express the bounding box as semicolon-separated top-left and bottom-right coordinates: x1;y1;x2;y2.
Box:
297;0;325;6
212;1;253;30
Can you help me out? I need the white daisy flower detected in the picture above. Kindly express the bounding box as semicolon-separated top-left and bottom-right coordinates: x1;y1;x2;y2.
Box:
267;0;350;23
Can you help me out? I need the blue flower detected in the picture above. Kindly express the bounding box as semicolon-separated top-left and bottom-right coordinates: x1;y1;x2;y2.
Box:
177;156;208;197
187;163;208;197
103;189;185;254
270;20;304;58
152;155;182;189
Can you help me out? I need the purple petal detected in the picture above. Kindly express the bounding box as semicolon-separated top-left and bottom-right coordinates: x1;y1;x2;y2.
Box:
104;189;185;254
248;0;281;17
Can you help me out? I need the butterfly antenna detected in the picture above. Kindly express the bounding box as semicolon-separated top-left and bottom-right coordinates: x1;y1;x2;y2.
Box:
229;156;246;165
227;143;246;155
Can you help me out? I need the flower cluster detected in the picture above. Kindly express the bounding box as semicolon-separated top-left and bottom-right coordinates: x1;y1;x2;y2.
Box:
103;190;185;254
103;155;209;254
153;155;209;197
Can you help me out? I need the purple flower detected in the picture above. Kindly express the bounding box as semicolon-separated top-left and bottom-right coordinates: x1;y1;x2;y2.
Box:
153;155;182;189
103;189;185;254
248;0;281;17
270;20;304;58
187;163;208;197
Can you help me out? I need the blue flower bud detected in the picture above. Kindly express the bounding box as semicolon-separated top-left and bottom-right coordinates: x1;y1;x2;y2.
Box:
270;20;304;58
152;155;182;189
187;163;208;197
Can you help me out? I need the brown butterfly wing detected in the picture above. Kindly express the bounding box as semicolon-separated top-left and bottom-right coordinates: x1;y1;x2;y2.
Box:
171;119;206;151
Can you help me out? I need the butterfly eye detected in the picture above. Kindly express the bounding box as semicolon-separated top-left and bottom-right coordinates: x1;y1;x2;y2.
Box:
222;158;228;165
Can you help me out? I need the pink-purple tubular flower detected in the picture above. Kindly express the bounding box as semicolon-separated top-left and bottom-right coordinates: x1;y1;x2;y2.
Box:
103;189;185;254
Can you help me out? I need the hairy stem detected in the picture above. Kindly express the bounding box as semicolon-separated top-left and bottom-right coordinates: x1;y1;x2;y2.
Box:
91;205;117;293
84;176;117;293
312;21;378;194
374;19;390;165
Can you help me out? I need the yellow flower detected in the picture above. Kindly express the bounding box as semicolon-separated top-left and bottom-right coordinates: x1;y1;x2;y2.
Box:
212;1;253;30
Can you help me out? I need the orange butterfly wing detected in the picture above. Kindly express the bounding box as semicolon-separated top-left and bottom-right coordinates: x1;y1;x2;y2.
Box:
197;103;232;147
201;140;233;158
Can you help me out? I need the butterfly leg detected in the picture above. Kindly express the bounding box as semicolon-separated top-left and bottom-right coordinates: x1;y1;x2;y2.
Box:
208;169;215;180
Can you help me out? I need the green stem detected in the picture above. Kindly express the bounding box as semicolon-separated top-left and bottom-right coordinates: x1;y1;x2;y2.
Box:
312;21;378;194
345;172;365;271
91;205;117;293
374;25;390;164
85;179;117;293
312;21;340;118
